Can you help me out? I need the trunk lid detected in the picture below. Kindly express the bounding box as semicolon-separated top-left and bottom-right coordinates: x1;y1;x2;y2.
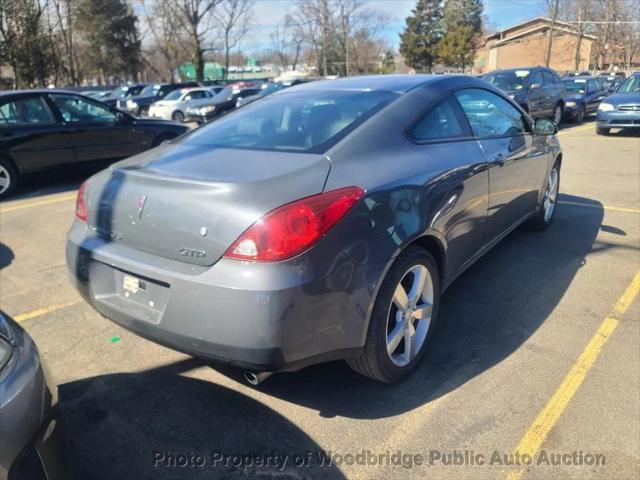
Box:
85;143;331;266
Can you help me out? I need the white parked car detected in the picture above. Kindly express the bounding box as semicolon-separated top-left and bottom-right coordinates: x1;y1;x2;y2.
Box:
148;88;215;122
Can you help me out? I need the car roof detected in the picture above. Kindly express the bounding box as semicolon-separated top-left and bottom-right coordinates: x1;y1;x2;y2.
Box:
564;75;595;80
486;67;549;74
0;89;88;96
286;75;442;94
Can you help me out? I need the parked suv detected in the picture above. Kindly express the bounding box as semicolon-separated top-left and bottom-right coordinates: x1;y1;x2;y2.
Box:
122;82;200;116
561;76;608;122
484;67;566;124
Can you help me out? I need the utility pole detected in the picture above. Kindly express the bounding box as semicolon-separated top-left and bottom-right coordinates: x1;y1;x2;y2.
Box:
545;0;560;67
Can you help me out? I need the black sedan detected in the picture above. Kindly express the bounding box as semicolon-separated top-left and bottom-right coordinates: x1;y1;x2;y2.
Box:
561;76;609;122
184;85;261;123
0;90;189;198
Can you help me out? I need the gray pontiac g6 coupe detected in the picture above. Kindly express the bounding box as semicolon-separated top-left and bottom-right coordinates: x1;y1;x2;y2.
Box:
66;75;562;384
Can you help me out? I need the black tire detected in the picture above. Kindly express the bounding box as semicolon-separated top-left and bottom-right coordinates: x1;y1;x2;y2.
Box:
596;126;610;135
347;247;440;383
574;106;585;123
0;158;18;200
524;161;560;231
172;111;184;122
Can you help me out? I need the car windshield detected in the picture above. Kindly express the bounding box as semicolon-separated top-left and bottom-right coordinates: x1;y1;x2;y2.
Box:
163;90;185;101
563;79;587;93
212;87;237;102
181;90;397;153
140;85;161;96
617;76;640;93
484;71;528;91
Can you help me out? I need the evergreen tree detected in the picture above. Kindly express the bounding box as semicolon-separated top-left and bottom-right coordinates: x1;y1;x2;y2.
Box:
75;0;142;82
438;0;483;70
399;0;444;73
379;51;396;74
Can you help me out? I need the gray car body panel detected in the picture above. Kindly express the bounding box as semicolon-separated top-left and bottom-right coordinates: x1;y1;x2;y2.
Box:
67;75;560;372
0;313;68;480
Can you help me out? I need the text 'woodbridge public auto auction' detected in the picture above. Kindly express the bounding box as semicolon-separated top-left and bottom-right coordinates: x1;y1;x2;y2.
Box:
153;449;606;471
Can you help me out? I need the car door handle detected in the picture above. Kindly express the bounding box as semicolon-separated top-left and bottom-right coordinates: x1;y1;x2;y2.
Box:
491;153;506;166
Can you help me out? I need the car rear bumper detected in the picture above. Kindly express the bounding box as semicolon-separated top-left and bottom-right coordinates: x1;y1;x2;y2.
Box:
596;111;640;128
66;221;372;372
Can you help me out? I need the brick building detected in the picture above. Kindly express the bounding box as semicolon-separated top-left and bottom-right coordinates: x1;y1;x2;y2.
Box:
473;17;597;75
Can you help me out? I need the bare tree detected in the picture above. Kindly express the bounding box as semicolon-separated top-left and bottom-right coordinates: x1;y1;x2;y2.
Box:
270;14;303;71
214;0;254;79
545;0;560;67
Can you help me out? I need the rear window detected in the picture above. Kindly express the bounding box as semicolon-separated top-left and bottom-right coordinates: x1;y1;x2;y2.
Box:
182;90;397;153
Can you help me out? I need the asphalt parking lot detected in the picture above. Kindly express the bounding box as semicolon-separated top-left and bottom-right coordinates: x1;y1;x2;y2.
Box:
1;121;638;480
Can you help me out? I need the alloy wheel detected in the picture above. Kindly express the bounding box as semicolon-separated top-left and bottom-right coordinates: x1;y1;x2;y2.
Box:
553;105;562;125
386;264;434;367
0;165;11;195
543;167;559;222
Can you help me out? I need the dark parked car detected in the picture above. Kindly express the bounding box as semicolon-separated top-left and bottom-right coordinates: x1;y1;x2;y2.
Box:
235;82;285;108
561;76;609;122
121;82;200;116
0;311;69;479
0;90;189;198
105;83;146;108
596;72;640;135
484;67;566;124
598;74;625;93
184;85;261;123
67;75;562;384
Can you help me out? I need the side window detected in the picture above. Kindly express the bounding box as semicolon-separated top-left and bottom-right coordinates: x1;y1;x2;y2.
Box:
50;94;117;123
455;89;528;138
542;71;555;86
587;80;597;93
406;96;467;142
529;71;544;87
0;97;55;126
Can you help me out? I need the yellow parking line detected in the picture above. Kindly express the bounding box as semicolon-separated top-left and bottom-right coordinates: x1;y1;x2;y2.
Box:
558;200;640;214
14;300;80;322
558;124;593;135
504;271;640;480
0;192;77;214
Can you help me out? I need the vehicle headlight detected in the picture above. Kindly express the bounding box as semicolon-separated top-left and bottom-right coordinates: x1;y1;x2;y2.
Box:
565;101;577;107
198;106;216;114
0;335;13;371
598;103;614;112
127;100;138;108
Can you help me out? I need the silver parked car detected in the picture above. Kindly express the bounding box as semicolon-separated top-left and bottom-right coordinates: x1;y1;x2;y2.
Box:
0;312;69;479
67;75;562;384
148;88;215;122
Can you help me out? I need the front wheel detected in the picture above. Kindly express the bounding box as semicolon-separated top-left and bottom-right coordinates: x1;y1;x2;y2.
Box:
172;111;184;122
596;126;610;135
347;247;440;383
525;162;560;231
574;106;585;123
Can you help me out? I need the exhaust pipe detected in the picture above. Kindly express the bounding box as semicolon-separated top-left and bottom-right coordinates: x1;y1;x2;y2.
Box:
244;370;273;386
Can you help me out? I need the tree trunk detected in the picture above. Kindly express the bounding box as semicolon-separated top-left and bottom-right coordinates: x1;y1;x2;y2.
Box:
545;0;559;67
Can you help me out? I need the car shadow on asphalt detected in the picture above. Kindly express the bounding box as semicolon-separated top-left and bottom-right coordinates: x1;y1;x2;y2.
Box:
0;243;14;269
212;193;606;419
59;358;348;480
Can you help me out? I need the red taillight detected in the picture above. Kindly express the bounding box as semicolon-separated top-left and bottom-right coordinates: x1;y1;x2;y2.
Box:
75;181;88;222
224;186;364;261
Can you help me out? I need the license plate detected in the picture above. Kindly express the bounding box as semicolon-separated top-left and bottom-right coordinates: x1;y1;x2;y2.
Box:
123;274;140;294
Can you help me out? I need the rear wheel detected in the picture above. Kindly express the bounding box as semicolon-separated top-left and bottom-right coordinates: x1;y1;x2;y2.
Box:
596;126;610;135
172;111;184;122
347;247;440;383
0;159;17;199
525;162;560;231
552;103;563;125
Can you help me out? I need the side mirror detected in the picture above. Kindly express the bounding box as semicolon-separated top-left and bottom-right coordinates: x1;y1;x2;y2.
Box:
529;83;542;90
534;118;557;136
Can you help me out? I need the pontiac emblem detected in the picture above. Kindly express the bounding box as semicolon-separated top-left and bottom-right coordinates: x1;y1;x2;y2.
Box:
137;195;148;219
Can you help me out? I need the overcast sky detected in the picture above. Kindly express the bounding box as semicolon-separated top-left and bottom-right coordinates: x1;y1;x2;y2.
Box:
242;0;547;52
